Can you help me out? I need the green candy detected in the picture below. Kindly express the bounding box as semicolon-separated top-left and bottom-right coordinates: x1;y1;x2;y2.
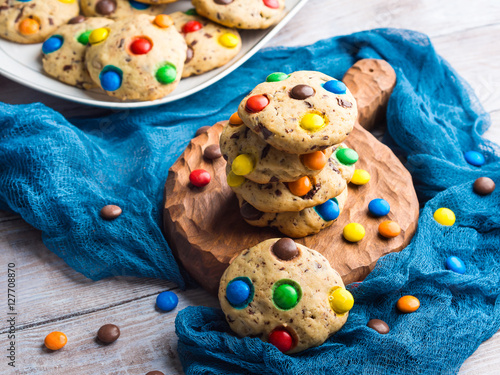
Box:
77;30;92;46
273;284;298;310
185;8;197;15
266;72;288;82
336;148;359;165
156;64;177;84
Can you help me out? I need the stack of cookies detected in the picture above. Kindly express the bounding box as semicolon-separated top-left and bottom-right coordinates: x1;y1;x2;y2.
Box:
220;71;359;238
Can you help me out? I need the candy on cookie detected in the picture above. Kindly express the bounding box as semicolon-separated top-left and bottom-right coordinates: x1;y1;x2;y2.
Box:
218;238;354;353
85;14;187;101
0;0;79;44
80;0;165;19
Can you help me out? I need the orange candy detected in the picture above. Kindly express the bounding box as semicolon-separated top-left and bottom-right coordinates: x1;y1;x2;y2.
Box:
154;14;173;28
302;151;327;170
229;112;243;125
44;331;68;350
19;18;40;35
288;176;312;196
378;220;401;238
396;295;420;313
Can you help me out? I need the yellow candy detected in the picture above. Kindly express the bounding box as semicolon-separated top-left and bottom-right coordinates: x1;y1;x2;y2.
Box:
300;113;325;132
343;223;365;242
89;28;109;45
232;154;255;176
329;287;354;314
227;171;245;187
58;0;75;3
433;207;455;226
351;169;371;185
218;33;239;48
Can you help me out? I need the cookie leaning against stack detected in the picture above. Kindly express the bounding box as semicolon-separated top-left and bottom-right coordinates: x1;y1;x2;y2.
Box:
220;71;359;237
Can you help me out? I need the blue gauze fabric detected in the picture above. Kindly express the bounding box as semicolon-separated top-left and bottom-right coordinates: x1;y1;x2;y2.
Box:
0;28;498;373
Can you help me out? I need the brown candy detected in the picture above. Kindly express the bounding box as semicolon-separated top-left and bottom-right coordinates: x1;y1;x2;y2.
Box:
240;202;264;221
473;177;495;196
146;372;164;375
272;238;299;261
100;205;122;220
367;319;390;334
214;0;233;4
204;144;222;159
185;47;194;64
290;85;315;100
97;324;121;343
96;0;117;15
68;15;86;24
195;126;211;137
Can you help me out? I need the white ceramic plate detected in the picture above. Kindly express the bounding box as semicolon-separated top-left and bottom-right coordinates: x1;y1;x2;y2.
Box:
0;0;307;109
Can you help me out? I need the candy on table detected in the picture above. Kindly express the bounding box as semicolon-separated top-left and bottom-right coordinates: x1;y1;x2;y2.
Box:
97;324;121;344
195;126;211;137
343;223;365;242
146;371;165;375
464;151;485;166
44;331;67;351
445;256;466;274
189;169;211;187
473;177;495;195
100;204;122;220
368;198;390;217
203;144;222;159
367;319;390;334
433;207;456;226
396;295;420;313
378;220;401;238
156;291;178;312
350;169;371;185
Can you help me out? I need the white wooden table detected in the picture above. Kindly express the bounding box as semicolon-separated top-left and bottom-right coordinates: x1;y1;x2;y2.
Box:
1;1;499;374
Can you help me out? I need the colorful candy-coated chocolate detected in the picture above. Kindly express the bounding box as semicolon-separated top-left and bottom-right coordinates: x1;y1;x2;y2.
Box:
156;64;177;84
227;171;245;187
263;0;280;9
154;14;173;28
129;0;149;9
89;27;109;44
473;177;495;195
42;35;64;54
77;30;92;45
204;144;222;159
156;291;178;312
464;151;485;166
336;148;358;165
343;223;365;242
182;20;203;33
329;287;354;314
146;372;165;375
367;319;390;334
288;176;312;196
445;256;466;274
19;18;40;35
100;204;122;220
273;283;299;310
268;328;293;352
368;198;390;217
302;151;327;170
195;126;210;136
271;238;299;261
433;207;455;226
396;295;420;313
100;67;122;91
232;154;255;176
96;0;116;15
350;169;370;185
378;221;401;238
218;33;239;48
189;169;211;187
266;72;288;82
315;199;340;221
290;85;315;100
229;112;243;125
323;80;347;94
245;95;269;113
130;38;152;55
185;8;197;16
300;113;325;131
97;324;121;343
226;279;251;306
44;331;67;351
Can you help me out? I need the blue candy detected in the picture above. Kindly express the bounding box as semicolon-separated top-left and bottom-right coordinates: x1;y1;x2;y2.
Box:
445;256;466;274
226;279;251;307
156;291;179;312
42;35;63;54
323;80;347;94
315;199;340;221
129;0;150;9
464;151;485;167
100;66;122;91
368;198;390;217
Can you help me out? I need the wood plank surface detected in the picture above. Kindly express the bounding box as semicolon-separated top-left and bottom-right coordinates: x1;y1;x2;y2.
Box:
0;0;499;374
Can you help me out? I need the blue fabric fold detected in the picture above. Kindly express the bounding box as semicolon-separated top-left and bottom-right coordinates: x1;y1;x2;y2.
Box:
0;27;499;374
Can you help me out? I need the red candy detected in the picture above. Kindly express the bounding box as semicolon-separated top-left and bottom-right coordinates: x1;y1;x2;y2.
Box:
263;0;280;9
189;169;211;187
182;20;203;33
245;95;269;113
268;329;293;352
130;38;152;55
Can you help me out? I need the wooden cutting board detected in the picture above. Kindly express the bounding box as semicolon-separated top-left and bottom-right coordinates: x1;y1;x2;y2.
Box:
163;59;419;295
